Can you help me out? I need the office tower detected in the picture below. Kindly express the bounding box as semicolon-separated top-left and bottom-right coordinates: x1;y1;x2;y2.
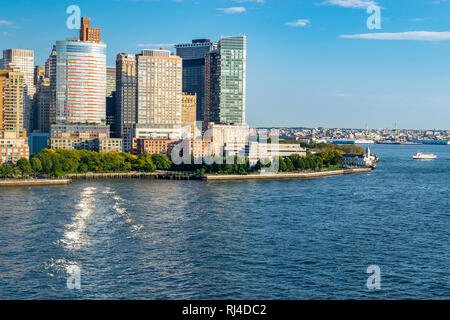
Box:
2;48;35;134
116;49;183;152
80;17;101;43
50;39;106;124
0;70;26;138
204;36;246;126
106;66;117;137
0;58;3;70
175;39;217;122
182;93;197;138
116;53;137;152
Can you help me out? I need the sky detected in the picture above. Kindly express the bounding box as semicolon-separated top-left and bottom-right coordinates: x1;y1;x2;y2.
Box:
1;0;450;130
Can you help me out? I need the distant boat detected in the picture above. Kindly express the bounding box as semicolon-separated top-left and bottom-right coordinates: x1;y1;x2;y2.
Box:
413;153;437;160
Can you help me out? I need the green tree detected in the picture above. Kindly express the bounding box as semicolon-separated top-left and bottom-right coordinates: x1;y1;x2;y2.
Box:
151;154;172;170
16;158;32;177
0;164;13;178
31;157;43;173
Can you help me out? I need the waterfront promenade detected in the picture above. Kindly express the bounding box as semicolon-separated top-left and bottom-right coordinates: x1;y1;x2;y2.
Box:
0;179;72;187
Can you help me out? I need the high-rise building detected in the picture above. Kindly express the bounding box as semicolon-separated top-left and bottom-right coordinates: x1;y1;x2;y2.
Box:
0;58;3;70
0;70;26;138
116;49;183;152
175;39;217;122
2;48;35;134
106;66;117;137
204;36;246;126
135;49;182;138
34;65;45;86
50;39;106;124
116;53;137;152
182;93;197;138
80;17;101;43
34;77;51;133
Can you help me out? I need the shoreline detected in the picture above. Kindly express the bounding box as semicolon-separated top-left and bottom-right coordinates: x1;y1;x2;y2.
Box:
203;168;372;181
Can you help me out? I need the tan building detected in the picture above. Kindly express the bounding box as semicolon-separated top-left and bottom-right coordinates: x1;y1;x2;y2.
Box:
182;93;197;138
0;70;26;138
0;131;29;164
80;17;101;43
135;49;183;139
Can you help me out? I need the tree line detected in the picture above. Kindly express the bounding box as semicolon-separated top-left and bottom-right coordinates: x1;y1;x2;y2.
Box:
0;148;345;178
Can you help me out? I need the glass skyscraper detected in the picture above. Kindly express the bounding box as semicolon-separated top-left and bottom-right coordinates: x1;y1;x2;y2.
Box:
204;35;246;126
50;40;107;124
175;39;217;122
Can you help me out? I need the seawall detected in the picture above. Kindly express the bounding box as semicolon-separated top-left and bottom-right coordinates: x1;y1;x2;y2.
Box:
204;168;372;181
0;179;72;187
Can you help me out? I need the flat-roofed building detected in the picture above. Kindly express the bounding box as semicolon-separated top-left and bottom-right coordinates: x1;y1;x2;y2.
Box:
0;131;29;164
206;123;249;157
0;70;26;138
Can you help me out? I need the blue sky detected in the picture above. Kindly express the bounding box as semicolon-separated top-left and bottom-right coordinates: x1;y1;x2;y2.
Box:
1;0;450;129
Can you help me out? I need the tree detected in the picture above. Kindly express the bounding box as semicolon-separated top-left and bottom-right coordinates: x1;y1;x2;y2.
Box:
151;154;172;170
31;157;42;173
16;158;32;177
0;164;13;178
285;157;295;172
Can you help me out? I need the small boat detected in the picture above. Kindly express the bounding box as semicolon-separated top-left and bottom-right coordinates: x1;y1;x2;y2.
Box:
413;153;437;160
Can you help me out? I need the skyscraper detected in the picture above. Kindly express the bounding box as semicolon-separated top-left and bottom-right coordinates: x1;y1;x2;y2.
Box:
116;53;137;152
204;36;246;126
0;70;26;138
175;39;217;122
135;49;182;138
106;66;117;137
182;93;197;138
2;48;35;134
116;49;183;152
50;39;106;124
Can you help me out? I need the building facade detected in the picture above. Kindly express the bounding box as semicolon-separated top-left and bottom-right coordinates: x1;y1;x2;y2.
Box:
106;66;117;137
0;70;26;138
2;49;35;134
0;131;29;165
204;36;246;126
116;53;137;152
50;39;107;124
175;39;217;122
182;93;197;138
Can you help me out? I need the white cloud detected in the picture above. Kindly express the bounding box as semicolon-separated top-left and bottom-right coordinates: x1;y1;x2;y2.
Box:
339;31;450;41
0;20;14;25
322;0;378;9
217;7;246;14
285;19;310;27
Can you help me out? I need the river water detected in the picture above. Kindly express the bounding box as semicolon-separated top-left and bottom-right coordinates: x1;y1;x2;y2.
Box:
0;145;449;299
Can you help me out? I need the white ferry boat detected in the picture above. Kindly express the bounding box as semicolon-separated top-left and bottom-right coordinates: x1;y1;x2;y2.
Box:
413;153;437;160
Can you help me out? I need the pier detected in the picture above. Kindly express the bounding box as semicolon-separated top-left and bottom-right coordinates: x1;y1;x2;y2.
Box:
0;179;72;187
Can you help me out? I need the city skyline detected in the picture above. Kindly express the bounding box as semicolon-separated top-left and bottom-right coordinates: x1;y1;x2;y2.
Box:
1;0;450;129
